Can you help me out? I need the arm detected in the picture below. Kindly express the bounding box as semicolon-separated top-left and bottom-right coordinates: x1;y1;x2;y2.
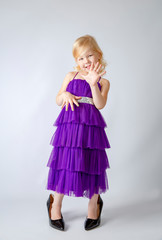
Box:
90;78;110;110
56;72;74;106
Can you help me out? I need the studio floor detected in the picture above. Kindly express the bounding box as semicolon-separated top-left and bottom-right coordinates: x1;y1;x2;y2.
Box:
0;194;162;240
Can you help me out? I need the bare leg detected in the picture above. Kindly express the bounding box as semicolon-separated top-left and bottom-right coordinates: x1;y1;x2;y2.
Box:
51;191;64;220
87;193;100;219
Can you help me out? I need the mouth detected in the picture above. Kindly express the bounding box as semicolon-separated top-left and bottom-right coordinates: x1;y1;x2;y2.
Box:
85;65;91;69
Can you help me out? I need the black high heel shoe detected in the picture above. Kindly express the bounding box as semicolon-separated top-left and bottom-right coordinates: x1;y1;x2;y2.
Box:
84;194;103;230
46;193;65;231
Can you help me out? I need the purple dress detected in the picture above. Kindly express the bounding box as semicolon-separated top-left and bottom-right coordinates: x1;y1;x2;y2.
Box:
46;72;111;199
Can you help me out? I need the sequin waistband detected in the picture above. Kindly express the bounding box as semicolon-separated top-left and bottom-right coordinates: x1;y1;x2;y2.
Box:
77;96;94;105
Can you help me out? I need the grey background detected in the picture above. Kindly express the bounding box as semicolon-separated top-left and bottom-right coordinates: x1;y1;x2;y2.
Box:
0;0;162;239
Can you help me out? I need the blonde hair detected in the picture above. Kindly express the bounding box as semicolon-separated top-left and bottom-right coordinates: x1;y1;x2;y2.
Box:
72;34;107;73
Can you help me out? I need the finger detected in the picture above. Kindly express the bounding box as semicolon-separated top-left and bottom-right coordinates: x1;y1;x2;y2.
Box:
61;101;66;109
73;98;79;107
96;64;102;73
94;62;99;71
99;70;106;76
66;101;69;111
69;99;74;111
74;95;82;98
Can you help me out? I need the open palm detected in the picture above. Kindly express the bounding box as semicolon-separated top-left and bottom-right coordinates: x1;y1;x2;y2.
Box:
80;62;106;86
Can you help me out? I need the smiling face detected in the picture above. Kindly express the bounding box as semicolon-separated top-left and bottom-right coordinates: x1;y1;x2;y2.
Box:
75;47;101;74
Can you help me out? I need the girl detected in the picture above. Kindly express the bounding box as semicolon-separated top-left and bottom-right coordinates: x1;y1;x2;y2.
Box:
46;34;111;231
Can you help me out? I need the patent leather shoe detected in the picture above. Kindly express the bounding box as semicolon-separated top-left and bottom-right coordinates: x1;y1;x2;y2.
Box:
84;194;103;230
46;193;65;231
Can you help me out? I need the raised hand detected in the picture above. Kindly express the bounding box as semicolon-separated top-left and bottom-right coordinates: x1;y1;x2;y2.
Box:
80;62;106;86
61;92;82;111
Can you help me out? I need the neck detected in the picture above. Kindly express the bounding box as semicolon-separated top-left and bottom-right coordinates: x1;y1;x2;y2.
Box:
79;70;88;75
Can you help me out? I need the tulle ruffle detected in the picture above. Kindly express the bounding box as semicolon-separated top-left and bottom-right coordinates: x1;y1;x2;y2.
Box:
47;146;110;175
50;122;111;150
47;79;110;199
46;168;109;199
53;103;107;128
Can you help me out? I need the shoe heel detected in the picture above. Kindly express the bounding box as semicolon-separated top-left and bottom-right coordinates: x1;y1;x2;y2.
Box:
46;194;65;231
84;194;103;230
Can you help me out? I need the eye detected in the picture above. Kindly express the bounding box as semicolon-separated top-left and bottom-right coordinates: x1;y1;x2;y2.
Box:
88;54;93;57
79;58;83;61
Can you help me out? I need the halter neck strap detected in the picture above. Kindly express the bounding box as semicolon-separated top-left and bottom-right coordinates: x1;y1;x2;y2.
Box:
73;72;79;80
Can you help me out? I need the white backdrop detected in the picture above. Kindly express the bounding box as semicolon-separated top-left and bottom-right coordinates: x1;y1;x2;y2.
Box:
0;0;162;239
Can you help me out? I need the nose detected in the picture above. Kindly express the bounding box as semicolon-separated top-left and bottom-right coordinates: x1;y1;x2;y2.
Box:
84;57;89;64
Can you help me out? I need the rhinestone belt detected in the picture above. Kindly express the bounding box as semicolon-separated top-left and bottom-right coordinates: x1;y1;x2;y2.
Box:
77;96;94;105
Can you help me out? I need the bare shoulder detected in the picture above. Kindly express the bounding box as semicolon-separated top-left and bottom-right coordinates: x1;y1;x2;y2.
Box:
67;71;77;77
64;71;76;81
99;77;110;91
56;71;76;96
65;71;77;82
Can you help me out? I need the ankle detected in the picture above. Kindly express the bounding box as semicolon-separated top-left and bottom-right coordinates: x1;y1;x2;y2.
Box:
52;202;62;208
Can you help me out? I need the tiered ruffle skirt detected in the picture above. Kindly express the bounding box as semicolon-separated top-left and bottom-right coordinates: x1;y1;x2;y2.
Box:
46;103;111;199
